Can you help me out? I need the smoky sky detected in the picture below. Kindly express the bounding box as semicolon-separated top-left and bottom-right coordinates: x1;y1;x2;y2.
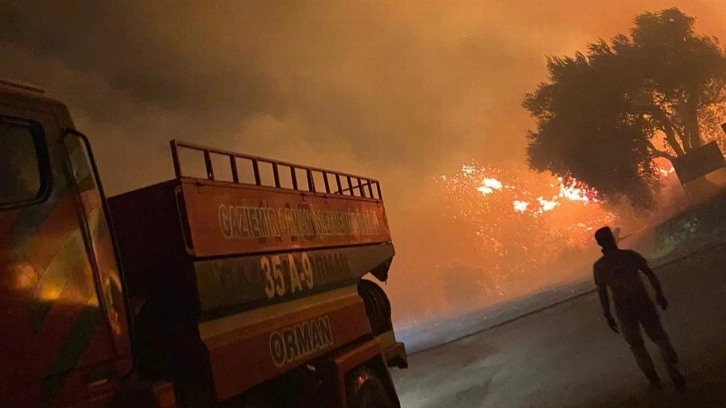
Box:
2;0;724;195
2;0;725;323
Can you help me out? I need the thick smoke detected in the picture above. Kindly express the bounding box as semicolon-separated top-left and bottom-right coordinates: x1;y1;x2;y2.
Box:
1;0;724;326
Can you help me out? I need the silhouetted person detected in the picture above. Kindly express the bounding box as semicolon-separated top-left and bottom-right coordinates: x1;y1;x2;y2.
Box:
593;226;686;390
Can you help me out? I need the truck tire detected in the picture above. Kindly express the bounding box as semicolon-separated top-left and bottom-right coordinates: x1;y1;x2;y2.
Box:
346;368;396;408
357;280;392;335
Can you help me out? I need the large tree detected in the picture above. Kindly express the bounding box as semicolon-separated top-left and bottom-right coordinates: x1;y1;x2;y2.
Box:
524;8;726;207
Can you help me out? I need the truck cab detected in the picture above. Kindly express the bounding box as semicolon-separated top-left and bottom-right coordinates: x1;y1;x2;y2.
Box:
0;79;135;406
0;79;406;408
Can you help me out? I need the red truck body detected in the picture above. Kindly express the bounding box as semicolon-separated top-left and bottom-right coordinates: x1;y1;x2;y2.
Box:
0;80;406;408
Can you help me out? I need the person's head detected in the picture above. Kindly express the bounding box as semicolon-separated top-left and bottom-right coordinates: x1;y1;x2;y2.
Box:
595;226;617;249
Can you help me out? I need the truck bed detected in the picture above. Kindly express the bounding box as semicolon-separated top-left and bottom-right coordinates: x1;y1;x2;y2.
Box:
106;141;397;400
108;140;394;316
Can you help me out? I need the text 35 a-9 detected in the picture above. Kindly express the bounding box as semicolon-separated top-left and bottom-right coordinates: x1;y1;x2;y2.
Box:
261;253;314;299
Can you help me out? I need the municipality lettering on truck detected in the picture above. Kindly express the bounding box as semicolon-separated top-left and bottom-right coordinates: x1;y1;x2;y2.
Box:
218;204;384;240
0;78;407;408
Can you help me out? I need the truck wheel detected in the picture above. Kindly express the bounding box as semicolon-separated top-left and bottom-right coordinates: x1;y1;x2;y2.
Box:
357;279;392;335
347;368;396;408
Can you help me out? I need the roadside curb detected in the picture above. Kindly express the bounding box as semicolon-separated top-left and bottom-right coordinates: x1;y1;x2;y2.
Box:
407;242;726;357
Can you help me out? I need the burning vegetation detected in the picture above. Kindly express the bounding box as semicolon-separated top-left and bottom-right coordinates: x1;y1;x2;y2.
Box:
434;161;677;301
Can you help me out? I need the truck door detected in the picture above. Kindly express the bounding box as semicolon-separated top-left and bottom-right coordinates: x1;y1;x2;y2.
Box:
0;103;130;408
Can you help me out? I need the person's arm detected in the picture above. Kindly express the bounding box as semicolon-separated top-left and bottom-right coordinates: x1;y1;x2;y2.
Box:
597;284;610;316
641;263;663;295
634;251;668;310
598;285;619;333
595;267;618;333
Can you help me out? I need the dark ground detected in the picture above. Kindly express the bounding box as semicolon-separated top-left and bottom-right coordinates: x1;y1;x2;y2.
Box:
392;244;726;407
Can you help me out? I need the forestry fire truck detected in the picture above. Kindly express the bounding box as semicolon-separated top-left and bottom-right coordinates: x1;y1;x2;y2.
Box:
0;79;407;408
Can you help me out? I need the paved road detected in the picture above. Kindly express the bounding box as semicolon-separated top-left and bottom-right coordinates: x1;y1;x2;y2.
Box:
392;245;726;407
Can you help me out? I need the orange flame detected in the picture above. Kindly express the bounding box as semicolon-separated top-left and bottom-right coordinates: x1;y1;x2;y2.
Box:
439;163;617;275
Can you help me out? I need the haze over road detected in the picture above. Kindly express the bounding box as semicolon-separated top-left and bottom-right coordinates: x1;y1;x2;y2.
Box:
393;244;726;407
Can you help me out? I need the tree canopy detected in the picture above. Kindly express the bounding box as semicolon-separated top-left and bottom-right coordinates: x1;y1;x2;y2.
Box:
523;8;726;208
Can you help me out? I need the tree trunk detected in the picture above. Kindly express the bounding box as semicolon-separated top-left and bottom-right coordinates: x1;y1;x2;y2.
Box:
664;127;687;156
686;112;702;150
684;91;703;150
648;105;687;156
672;123;691;153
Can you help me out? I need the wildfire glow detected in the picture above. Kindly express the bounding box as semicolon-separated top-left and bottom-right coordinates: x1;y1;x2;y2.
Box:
469;169;600;217
652;157;677;179
536;196;560;213
657;166;676;177
477;177;505;195
513;200;529;212
439;163;618;284
558;177;600;202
